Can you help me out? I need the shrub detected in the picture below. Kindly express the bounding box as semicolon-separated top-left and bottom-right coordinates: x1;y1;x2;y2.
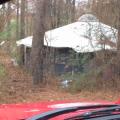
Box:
0;64;6;77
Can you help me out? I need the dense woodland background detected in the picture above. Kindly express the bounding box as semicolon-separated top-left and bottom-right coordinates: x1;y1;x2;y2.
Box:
0;0;120;93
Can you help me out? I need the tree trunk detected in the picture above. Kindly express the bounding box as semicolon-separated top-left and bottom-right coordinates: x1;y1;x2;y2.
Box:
16;0;20;40
20;0;25;38
19;0;26;65
6;2;11;53
71;0;76;22
31;0;50;85
117;0;120;52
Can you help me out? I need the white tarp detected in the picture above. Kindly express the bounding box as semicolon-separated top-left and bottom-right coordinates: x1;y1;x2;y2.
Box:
16;14;117;53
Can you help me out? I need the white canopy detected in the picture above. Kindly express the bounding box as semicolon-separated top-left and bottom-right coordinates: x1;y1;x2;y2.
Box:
16;36;32;48
17;14;117;53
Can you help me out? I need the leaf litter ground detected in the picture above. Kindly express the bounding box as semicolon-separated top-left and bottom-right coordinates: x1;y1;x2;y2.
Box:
0;50;119;104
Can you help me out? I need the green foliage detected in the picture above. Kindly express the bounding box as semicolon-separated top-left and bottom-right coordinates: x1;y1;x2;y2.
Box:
0;19;17;41
67;50;94;71
0;64;6;77
79;53;93;65
68;72;97;92
67;50;78;66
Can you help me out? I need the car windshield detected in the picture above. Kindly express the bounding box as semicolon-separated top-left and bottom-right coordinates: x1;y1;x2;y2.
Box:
0;0;120;120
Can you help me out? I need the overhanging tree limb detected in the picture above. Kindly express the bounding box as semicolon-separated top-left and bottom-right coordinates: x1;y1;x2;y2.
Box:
0;0;11;4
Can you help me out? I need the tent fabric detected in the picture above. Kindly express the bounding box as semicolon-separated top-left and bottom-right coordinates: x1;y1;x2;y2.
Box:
16;14;117;53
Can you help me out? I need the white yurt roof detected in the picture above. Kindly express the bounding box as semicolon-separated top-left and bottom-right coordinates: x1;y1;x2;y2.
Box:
78;14;99;22
17;14;117;53
16;36;32;47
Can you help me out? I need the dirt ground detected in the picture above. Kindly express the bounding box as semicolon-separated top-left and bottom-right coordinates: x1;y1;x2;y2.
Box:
0;50;119;104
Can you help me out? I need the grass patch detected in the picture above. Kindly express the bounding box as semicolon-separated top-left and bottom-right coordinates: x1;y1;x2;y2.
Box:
0;64;6;77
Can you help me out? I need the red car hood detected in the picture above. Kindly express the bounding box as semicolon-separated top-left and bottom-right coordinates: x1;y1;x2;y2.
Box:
0;100;118;120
